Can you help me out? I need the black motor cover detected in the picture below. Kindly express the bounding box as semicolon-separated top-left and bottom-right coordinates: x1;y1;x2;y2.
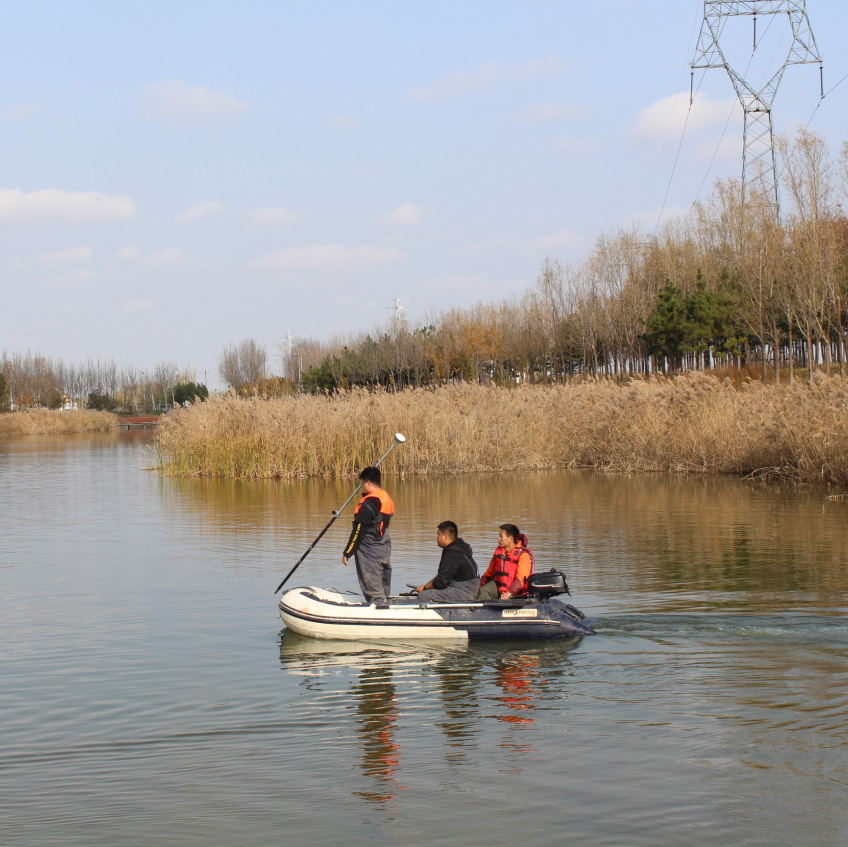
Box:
527;569;570;599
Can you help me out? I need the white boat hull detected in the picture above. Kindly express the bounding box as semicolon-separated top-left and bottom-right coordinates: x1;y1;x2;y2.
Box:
278;586;595;641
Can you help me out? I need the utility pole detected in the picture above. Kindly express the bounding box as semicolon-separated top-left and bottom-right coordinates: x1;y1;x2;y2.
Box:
283;329;294;379
691;1;822;216
387;298;406;331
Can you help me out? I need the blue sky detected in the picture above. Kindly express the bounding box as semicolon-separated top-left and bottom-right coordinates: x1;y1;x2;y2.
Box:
2;0;846;387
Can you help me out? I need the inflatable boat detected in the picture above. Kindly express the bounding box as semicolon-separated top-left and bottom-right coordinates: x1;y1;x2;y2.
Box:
278;569;595;641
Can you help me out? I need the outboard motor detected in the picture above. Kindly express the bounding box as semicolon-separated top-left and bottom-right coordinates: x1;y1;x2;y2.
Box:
527;569;570;600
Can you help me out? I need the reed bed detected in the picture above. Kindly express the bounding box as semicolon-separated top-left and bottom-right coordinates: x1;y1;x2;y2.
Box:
156;374;848;488
0;409;117;436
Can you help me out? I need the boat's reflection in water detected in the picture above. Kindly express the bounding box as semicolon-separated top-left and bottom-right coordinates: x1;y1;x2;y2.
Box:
278;631;584;806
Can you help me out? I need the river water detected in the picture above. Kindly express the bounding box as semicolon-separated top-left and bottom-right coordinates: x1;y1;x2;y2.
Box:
2;432;847;846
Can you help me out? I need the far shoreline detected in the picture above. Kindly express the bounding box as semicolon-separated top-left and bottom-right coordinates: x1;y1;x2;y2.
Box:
154;375;848;490
0;409;117;437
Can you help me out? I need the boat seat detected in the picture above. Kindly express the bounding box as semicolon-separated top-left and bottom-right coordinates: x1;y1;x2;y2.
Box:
481;599;528;609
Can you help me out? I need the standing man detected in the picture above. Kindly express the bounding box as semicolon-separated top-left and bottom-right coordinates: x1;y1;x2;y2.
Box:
416;520;479;603
343;466;395;607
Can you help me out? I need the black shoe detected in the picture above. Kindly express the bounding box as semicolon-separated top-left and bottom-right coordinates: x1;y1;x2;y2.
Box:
374;600;390;609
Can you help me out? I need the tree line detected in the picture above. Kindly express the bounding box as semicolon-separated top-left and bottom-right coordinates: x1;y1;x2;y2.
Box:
6;129;847;407
278;129;848;391
0;352;206;413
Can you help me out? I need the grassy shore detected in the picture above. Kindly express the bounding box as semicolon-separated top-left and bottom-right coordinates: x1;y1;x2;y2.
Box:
156;374;848;488
0;409;117;436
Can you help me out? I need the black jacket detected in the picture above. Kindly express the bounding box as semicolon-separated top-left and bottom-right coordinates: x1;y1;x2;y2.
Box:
343;495;391;556
432;538;479;589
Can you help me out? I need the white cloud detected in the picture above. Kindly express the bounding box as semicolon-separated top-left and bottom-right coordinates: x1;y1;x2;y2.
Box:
116;245;202;268
0;188;135;223
31;246;93;268
698;134;742;162
47;268;98;288
631;206;688;231
408;58;565;102
143;248;203;268
530;230;588;251
252;243;403;271
2;103;39;122
123;298;156;313
460;229;588;256
382;203;423;227
245;207;299;226
327;115;362;131
635;91;738;138
421;272;526;302
176;201;222;223
140;80;249;122
552;135;595;155
117;245;140;261
420;272;489;295
520;102;590;123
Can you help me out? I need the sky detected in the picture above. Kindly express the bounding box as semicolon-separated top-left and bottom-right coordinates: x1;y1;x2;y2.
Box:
2;0;846;388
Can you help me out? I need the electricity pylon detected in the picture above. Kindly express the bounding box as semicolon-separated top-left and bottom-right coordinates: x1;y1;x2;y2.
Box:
387;298;407;331
691;1;822;215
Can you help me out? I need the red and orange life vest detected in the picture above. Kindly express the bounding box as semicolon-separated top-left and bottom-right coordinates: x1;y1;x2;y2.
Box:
485;534;535;596
353;488;395;539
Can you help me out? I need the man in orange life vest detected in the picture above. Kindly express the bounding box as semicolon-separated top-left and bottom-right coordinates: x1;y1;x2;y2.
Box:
476;523;534;600
342;466;395;607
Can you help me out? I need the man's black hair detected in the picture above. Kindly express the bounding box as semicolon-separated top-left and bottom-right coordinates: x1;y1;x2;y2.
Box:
359;466;381;485
499;523;520;542
436;520;458;538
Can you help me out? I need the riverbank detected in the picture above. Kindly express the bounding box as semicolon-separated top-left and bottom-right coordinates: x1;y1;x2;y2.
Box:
0;409;117;436
156;374;848;487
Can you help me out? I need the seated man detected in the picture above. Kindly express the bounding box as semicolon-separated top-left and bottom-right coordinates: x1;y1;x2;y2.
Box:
416;521;479;603
477;523;534;600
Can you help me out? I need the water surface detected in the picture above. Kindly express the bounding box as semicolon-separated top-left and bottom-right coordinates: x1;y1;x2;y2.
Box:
2;432;846;846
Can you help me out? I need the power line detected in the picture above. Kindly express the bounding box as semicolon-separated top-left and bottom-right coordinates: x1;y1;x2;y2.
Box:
691;100;737;210
642;0;704;218
774;63;846;188
803;67;848;130
654;105;693;234
825;69;848;98
650;12;731;233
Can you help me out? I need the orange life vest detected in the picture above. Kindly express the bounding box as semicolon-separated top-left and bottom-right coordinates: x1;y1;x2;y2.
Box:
487;535;534;596
353;488;395;538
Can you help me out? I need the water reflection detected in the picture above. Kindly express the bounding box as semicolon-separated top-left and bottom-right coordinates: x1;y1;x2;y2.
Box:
278;632;585;800
432;649;480;756
351;665;402;806
5;431;848;846
278;635;418;807
168;469;848;608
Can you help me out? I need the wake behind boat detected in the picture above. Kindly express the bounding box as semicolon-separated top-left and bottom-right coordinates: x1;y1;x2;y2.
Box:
278;570;595;641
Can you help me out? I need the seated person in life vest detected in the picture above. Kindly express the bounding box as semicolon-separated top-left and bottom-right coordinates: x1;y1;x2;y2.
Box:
415;520;479;603
477;523;535;600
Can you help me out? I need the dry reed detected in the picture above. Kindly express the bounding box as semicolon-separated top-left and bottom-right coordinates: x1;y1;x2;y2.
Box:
156;375;848;488
0;409;117;436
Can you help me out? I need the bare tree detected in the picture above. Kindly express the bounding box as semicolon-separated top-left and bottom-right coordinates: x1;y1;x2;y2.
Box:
219;339;267;392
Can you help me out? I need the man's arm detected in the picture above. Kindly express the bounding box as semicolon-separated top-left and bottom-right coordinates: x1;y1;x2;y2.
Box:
432;547;462;589
342;497;380;561
478;554;497;587
503;551;532;597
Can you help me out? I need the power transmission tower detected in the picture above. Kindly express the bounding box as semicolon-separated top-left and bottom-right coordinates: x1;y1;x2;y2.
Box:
282;329;293;379
691;1;822;215
387;298;407;331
